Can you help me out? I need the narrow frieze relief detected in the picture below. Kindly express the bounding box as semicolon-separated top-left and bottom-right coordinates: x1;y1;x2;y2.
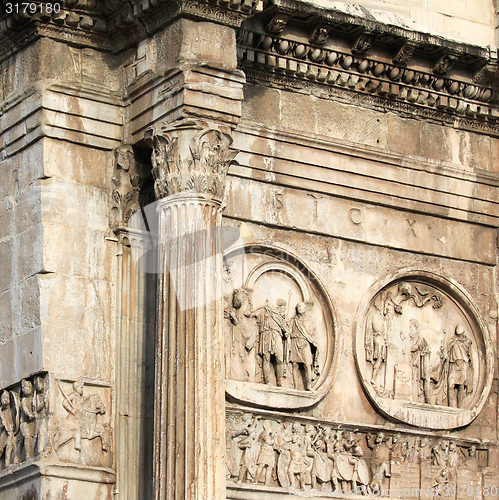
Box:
226;408;490;498
0;374;112;472
0;374;49;467
223;244;339;409
354;270;494;430
145;120;238;200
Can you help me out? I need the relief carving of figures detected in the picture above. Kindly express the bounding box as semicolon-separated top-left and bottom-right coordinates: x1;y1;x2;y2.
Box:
20;379;37;460
447;325;473;408
361;279;482;415
289;302;319;390
34;375;49;456
367;432;392;491
432;440;449;467
226;413;260;482
330;430;370;494
307;430;333;490
0;390;18;466
235;415;260;483
279;423;307;489
224;288;258;382
419;437;433;464
223;249;336;409
409;319;431;404
255;421;277;485
226;411;484;496
225;289;326;392
247;299;289;387
54;380;111;459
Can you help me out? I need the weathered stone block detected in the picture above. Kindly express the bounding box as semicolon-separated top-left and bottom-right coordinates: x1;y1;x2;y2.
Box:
242;84;281;126
16;225;44;283
386;112;421;157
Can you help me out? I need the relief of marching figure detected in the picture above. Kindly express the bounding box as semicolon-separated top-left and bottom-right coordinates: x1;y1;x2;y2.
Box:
225;291;319;391
363;281;478;409
226;411;486;498
0;373;49;467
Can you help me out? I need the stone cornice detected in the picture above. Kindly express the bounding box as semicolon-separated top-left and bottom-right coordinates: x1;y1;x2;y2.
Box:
237;24;499;136
0;0;262;62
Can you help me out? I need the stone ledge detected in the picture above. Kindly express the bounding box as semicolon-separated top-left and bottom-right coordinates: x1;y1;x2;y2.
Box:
0;462;116;492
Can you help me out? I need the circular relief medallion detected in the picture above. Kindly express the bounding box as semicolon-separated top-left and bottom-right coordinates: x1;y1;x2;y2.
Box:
354;270;493;429
223;244;338;410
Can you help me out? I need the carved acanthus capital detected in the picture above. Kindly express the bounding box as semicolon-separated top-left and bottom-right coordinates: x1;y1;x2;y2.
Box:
145;120;238;201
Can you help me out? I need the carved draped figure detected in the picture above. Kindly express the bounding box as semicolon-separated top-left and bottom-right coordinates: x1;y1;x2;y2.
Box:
447;334;473;392
289;315;318;368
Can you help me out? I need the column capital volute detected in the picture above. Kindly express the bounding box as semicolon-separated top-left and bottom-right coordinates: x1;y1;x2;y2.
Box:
144;119;238;201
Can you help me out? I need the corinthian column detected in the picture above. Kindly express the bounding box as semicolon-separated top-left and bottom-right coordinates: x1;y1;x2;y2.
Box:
145;119;237;500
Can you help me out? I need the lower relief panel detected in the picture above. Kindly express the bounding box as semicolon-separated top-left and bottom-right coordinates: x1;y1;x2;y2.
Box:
226;407;497;500
0;372;115;499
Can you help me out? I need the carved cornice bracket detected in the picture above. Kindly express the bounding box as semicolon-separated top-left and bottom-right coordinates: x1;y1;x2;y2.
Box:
144;120;238;201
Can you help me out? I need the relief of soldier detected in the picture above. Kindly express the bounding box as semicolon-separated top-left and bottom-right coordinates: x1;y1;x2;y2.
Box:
0;374;49;466
225;291;320;391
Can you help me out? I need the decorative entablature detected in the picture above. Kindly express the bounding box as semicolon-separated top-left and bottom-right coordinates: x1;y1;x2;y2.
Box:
0;0;262;62
236;0;499;135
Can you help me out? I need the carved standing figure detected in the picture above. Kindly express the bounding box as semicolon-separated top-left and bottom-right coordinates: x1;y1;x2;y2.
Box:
247;299;289;386
409;319;431;403
225;288;258;382
447;325;473;408
35;375;49;456
255;421;277;485
419;437;433;464
0;390;18;466
331;431;369;493
236;416;260;483
432;440;449;467
365;305;386;388
367;432;392;491
289;302;319;390
20;379;37;459
283;423;307;489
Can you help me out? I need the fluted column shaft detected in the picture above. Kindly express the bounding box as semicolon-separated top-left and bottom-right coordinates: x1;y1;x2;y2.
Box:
147;121;236;500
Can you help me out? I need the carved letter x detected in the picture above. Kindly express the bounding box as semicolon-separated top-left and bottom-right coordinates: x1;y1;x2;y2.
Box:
406;219;416;236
